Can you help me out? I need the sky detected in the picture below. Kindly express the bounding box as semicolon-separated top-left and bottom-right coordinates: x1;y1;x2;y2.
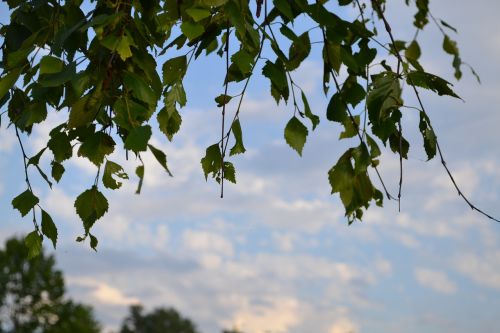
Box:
1;1;500;333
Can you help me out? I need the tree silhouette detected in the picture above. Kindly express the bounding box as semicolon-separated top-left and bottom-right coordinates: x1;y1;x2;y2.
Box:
120;305;199;333
0;237;100;333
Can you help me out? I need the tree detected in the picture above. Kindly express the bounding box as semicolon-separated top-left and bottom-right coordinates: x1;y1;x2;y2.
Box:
120;305;200;333
0;0;496;253
0;237;101;333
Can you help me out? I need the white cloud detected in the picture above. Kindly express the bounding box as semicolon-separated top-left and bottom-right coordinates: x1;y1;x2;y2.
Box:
183;229;234;257
374;257;393;277
0;126;16;152
454;251;500;289
415;268;457;294
225;297;302;333
67;276;140;306
44;188;77;220
329;318;359;333
273;232;296;252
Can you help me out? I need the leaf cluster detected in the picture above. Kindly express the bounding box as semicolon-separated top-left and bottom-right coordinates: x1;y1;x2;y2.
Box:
0;0;485;254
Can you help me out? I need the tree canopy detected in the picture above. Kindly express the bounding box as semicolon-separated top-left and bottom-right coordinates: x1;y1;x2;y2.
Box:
0;237;101;333
0;0;496;253
120;305;200;333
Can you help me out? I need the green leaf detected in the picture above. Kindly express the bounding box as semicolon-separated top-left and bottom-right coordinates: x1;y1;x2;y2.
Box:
114;97;153;129
229;119;246;156
28;147;47;166
442;35;462;79
34;164;53;189
116;36;133;61
413;0;429;29
389;132;410;159
14;102;48;129
405;40;423;71
199;0;228;6
301;92;319;130
39;62;77;87
162;55;187;86
231;49;254;75
366;134;381;159
262;60;289;103
51;161;65;182
0;67;22;101
339;116;360;139
135;165;144;194
74;186;109;232
124;125;152;152
440;20;457;33
167;83;187;107
287;32;311;71
406;71;461;98
77;132;116;166
123;72;157;106
405;40;421;61
89;234;98;251
284;117;308;156
101;34;135;61
323;41;342;74
39;56;64;75
443;35;459;55
201;144;222;180
342;77;366;108
12;190;39;217
102;160;129;190
419;112;437;160
186;8;211;21
274;0;294;20
223;161;236;183
157;107;182;141
48;131;72;162
24;231;42;259
366;71;403;143
41;209;57;249
224;0;246;40
148;144;173;176
215;94;232;107
423;127;437;159
327;93;347;123
68;94;99;128
180;21;205;41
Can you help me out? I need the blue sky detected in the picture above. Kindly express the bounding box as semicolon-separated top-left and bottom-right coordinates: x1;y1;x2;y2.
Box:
1;1;500;333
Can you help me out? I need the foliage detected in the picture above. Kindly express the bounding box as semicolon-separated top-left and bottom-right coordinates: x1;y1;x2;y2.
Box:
0;237;101;333
120;305;200;333
0;0;495;253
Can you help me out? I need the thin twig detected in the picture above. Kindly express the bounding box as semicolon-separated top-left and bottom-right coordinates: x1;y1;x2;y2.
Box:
397;120;403;211
356;0;370;140
15;126;40;231
15;126;33;191
372;0;499;222
220;26;230;198
221;0;268;157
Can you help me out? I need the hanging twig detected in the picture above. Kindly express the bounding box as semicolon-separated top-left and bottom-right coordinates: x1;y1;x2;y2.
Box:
220;25;230;198
372;0;499;222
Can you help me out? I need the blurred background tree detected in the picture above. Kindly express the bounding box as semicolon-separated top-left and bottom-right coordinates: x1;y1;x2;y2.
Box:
0;237;100;333
0;236;247;333
119;305;200;333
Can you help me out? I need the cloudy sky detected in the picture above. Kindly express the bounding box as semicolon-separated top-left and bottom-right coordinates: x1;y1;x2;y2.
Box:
1;1;500;333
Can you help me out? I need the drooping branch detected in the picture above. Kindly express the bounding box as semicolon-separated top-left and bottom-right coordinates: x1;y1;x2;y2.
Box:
372;0;499;223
